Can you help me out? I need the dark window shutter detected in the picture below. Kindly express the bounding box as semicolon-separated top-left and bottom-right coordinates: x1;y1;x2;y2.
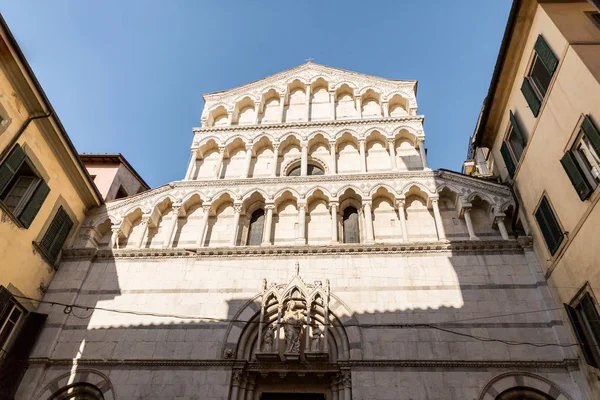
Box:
39;207;73;263
0;286;12;324
500;142;516;178
509;111;526;146
0;145;26;196
534;35;558;74
18;180;49;228
535;196;564;255
560;151;593;201
581;115;600;158
521;79;541;117
564;303;598;367
580;293;600;348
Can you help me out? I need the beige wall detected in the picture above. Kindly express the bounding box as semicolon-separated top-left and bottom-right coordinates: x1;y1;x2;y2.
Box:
0;72;89;302
84;164;119;199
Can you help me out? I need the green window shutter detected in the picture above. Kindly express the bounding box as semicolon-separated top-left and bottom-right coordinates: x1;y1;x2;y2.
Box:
580;293;600;351
581;115;600;157
0;145;26;196
500;142;516;178
560;151;593;201
509;111;526;146
564;303;598;368
534;35;558;74
0;286;13;323
521;79;541;117
18;180;50;228
535;196;564;255
39;207;73;263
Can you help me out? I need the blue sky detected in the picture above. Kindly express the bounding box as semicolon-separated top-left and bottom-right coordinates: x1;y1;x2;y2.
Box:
2;1;511;187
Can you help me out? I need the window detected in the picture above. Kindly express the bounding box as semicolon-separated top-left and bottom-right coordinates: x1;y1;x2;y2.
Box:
587;11;600;28
0;287;24;360
247;209;265;246
500;111;527;179
114;185;128;199
38;207;74;264
521;35;558;117
534;195;564;255
51;383;105;400
0;144;50;228
496;387;554;400
565;292;600;368
561;115;600;200
342;206;359;243
287;164;325;176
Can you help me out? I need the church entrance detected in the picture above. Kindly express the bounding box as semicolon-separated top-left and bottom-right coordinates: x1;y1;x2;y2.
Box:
261;393;325;400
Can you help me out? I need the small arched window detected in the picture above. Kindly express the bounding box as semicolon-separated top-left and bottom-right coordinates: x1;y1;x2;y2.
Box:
342;206;360;243
287;164;325;176
496;387;554;400
247;209;265;246
51;383;104;400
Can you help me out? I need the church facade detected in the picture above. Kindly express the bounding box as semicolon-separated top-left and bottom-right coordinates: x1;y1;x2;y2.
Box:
18;63;590;399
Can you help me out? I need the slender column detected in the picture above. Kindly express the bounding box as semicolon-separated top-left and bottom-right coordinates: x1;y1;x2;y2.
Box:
463;207;479;240
254;103;260;124
275;305;283;352
305;85;311;121
330;202;339;243
110;226;121;249
164;204;182;248
231;203;242;246
383;101;389;117
136;215;151;248
388;139;397;171
279;93;285;123
359;139;366;173
329;91;336;120
256;303;265;352
245;376;256;400
230;370;242;400
305;303;311;351
323;300;329;352
296;201;307;244
242;143;253;178
215;146;226;179
271;144;279;177
418;138;430;170
329;140;337;175
337;376;344;400
227;110;234;126
355;95;362;118
238;378;247;400
396;199;408;242
330;380;339;400
262;204;275;245
431;198;446;241
185;149;197;180
301;142;308;176
342;371;352;400
196;204;211;247
496;216;509;240
362;201;374;244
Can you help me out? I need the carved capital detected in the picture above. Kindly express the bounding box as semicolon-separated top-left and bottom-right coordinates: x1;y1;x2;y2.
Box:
231;369;244;387
233;203;243;213
265;203;276;211
395;199;405;209
341;370;352;388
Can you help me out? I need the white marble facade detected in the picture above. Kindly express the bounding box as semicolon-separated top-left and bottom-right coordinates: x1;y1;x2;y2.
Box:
18;63;590;400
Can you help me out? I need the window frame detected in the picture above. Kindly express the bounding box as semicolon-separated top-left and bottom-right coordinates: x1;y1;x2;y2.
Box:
0;287;25;360
526;53;553;101
500;111;527;180
521;35;558;117
533;194;564;256
34;205;75;267
586;11;600;29
565;284;600;368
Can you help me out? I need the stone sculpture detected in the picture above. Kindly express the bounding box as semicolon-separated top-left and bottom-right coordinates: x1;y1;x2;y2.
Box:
261;324;274;352
310;321;322;352
283;300;304;353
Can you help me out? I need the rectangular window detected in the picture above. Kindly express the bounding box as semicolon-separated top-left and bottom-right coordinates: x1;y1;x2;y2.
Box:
534;195;564;255
500;111;527;179
521;35;558;117
38;207;74;264
565;292;600;368
561;115;600;200
0;144;50;228
0;287;24;360
589;12;600;28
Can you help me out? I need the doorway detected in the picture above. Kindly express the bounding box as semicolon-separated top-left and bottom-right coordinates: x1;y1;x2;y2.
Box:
261;393;325;400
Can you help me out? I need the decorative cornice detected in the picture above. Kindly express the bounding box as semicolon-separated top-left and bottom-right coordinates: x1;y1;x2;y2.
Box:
63;239;527;261
28;357;578;370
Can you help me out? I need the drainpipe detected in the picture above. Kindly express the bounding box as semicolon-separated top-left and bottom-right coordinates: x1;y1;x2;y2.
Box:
0;111;53;161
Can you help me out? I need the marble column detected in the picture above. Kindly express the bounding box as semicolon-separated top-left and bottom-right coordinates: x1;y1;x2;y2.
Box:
496;215;510;240
431;198;446;241
230;370;242;400
342;371;352;400
359;139;366;173
196;204;211;247
245;376;256;400
301;142;308;176
242;143;253;178
297;201;307;244
279;93;286;123
231;203;242;246
185;149;197;180
262;204;275;245
396;199;408;242
383;101;389;117
362;201;374;244
227;110;234;126
330;380;339;400
329;91;336;120
275;305;283;352
418;138;430;170
305;85;311;121
165;204;181;248
388;138;397;171
463;207;479;240
330;202;339;243
215;146;226;179
254;104;260;124
271;144;279;177
329;140;337;175
136;215;151;248
355;96;362;118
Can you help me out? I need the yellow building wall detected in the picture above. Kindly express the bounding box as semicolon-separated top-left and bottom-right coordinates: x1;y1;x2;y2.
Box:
0;66;89;304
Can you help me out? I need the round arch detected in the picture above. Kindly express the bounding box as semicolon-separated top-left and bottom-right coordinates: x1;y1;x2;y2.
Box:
37;369;115;400
478;372;575;400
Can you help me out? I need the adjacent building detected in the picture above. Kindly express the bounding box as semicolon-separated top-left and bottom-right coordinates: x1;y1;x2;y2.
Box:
0;15;102;398
80;153;150;201
16;62;591;400
465;0;600;397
